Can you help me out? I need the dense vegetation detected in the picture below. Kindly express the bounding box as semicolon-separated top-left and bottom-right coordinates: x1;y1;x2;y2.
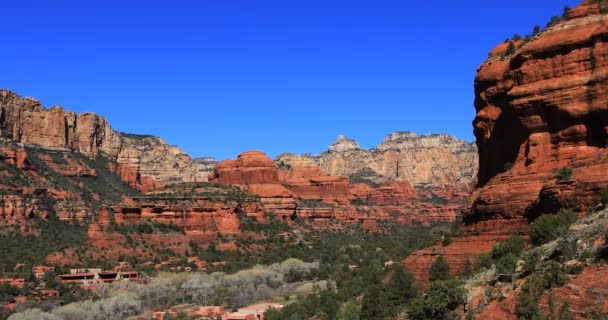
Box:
0;218;87;274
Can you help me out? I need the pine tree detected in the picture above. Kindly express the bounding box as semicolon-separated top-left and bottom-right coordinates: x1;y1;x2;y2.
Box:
360;284;389;320
430;256;451;281
385;266;417;316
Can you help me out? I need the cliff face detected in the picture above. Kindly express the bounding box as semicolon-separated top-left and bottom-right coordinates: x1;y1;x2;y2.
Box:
468;1;608;224
277;132;478;191
0;90;211;191
404;0;608;287
210;151;463;230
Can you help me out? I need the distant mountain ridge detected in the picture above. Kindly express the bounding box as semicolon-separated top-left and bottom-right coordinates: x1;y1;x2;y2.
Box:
276;131;478;190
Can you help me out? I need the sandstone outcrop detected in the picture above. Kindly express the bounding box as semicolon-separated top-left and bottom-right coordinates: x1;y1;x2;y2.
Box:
0;90;212;191
85;182;265;259
211;151;462;230
0;142;135;227
405;0;608;287
277;132;478;190
468;0;608;223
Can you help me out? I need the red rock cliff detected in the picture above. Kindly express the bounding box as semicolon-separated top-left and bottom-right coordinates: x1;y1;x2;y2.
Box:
468;0;608;225
211;151;462;230
0;90;212;191
405;0;608;286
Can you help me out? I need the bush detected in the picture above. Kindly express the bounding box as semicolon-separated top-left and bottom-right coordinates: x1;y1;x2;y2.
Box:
385;266;417;316
407;279;466;320
476;253;494;270
601;186;608;208
530;209;577;245
554;166;573;182
515;292;542;320
496;254;518;275
555;238;576;261
505;41;516;56
492;236;525;260
429;256;451;281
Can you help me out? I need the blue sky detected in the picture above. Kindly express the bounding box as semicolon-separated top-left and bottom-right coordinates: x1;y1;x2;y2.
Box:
1;0;579;160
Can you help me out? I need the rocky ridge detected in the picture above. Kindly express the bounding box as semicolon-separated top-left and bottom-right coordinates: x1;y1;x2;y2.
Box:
0;90;212;192
403;0;608;298
210;150;463;231
276;131;478;190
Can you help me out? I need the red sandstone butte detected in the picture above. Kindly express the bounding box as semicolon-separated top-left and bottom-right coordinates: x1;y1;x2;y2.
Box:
405;0;608;286
211;150;461;230
469;0;608;223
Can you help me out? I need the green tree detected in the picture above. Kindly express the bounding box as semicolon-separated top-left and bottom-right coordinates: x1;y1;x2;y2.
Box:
360;284;389;320
553;166;573;182
530;209;577;245
385;266;417;316
505;41;516;56
407;279;466;320
533;25;541;35
337;300;361;320
562;5;571;19
558;300;574;320
491;236;525;259
430;256;451;281
515;292;542;320
601;185;608;208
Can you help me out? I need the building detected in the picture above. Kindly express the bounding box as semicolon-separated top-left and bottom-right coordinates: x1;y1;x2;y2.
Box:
32;266;55;279
153;305;225;320
0;278;25;288
58;269;139;287
236;303;283;320
223;313;256;320
113;262;133;272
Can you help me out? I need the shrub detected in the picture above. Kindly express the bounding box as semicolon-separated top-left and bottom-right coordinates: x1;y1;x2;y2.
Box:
492;236;525;259
505;41;516;56
429;256;451;281
476;253;494;270
407;279;466;320
360;284;389;320
442;233;452;246
533;25;541;35
555;238;577;261
601;186;608;208
530;209;577;245
553;166;573;182
558;300;574;320
562;5;571;19
515;292;542;320
385;266;417;314
496;254;518;275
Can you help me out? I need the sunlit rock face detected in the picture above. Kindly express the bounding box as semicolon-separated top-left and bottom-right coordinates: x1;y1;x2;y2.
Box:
278;132;477;191
405;0;608;287
0;89;211;192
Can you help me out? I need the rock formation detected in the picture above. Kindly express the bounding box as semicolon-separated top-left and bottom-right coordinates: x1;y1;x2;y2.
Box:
86;183;265;258
404;0;608;286
277;132;478;190
469;0;608;224
211;150;462;230
0;90;212;191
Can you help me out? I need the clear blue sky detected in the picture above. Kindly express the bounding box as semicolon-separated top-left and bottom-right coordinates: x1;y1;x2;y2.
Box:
1;0;579;160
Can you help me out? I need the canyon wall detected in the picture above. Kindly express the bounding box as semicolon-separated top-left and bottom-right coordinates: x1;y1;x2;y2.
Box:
210;150;463;231
277;132;478;190
0;90;213;192
404;0;608;286
467;0;608;225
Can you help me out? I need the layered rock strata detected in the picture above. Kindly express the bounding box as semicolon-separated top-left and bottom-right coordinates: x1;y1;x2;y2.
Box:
0;90;211;191
277;132;478;190
404;0;608;286
210;151;463;230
